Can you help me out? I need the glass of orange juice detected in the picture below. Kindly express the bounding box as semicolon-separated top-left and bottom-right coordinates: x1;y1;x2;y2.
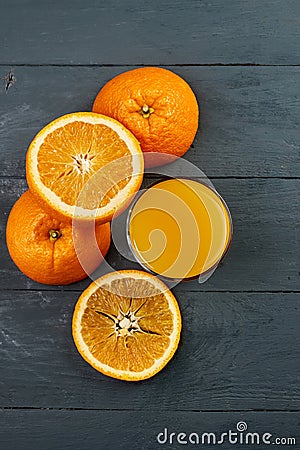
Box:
126;178;233;282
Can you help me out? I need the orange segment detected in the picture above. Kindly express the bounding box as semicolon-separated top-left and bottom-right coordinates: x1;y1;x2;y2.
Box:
72;270;182;381
26;112;144;222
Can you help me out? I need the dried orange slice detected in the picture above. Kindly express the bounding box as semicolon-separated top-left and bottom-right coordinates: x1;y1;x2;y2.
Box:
26;112;144;222
72;270;182;381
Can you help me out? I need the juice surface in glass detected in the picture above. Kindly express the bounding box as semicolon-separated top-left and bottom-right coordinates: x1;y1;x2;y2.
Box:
128;178;232;280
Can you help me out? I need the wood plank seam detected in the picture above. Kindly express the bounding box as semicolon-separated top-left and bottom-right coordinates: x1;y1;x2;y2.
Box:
0;64;300;67
0;407;300;412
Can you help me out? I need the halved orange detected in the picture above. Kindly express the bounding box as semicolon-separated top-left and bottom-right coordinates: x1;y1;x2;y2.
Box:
26;112;144;222
72;270;182;381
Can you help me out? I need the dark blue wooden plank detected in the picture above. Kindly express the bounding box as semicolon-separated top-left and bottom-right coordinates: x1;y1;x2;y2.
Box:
0;290;299;410
0;66;299;177
0;0;298;443
0;0;299;65
0;410;299;450
1;177;299;292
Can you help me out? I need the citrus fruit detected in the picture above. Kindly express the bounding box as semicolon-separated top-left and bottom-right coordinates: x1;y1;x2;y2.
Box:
26;112;144;222
6;190;111;285
72;270;182;381
92;67;199;167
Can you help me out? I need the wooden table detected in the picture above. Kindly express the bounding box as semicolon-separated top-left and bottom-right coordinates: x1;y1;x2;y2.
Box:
0;1;299;448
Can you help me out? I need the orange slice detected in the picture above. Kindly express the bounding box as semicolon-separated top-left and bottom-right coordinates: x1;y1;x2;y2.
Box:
72;270;182;381
26;112;144;222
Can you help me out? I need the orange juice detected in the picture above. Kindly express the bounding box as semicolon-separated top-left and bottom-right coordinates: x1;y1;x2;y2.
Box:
127;178;232;280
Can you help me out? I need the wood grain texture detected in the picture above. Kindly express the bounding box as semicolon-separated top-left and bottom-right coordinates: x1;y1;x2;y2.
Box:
0;410;299;450
0;290;299;410
0;66;299;177
0;0;300;65
0;0;299;444
1;177;299;292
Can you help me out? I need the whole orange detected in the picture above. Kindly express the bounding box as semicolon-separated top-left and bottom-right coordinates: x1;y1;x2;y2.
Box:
92;67;199;167
6;190;111;285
